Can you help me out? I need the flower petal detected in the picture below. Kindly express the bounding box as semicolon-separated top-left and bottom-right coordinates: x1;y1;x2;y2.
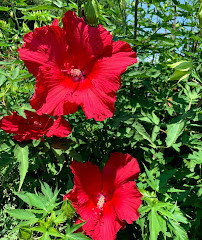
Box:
70;161;102;202
30;66;78;116
18;22;67;76
90;41;137;94
45;116;72;138
75;87;116;121
111;181;142;224
62;11;113;69
102;153;140;194
82;204;123;240
0;111;54;141
0;112;23;133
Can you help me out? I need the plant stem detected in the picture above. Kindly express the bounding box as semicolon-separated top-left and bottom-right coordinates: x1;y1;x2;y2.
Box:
134;0;139;52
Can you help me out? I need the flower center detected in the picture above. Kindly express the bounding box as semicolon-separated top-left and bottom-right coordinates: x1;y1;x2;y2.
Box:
66;68;86;82
97;194;105;210
33;120;42;129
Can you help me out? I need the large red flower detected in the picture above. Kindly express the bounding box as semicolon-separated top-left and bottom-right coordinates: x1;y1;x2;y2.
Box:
18;11;137;121
64;152;142;240
0;110;71;141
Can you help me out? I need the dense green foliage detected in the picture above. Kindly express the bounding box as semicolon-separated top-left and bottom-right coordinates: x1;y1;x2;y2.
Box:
0;0;201;239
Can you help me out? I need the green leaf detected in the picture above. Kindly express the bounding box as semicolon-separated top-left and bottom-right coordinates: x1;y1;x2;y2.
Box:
133;122;156;148
40;182;54;201
14;145;29;191
6;209;37;221
152;125;160;142
0;6;11;11
17;4;63;11
143;163;159;191
12;66;20;80
166;120;185;147
26;193;46;211
168;61;193;71
148;208;161;240
64;232;90;240
168;220;188;240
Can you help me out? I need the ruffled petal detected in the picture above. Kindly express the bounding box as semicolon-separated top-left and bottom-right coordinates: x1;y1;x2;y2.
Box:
111;181;142;224
62;11;113;69
45;116;72;138
18;21;67;76
82;204;123;240
30;66;78;116
102;153;140;194
75;87;116;121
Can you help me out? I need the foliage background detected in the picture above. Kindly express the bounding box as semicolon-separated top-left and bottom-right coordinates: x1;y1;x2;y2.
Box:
0;0;201;239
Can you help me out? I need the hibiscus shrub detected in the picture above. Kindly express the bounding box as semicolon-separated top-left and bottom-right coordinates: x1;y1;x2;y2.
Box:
0;0;201;240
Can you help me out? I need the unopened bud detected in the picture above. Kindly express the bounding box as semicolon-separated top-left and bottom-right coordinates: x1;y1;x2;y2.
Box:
10;11;14;18
18;228;32;240
84;0;100;26
61;199;75;219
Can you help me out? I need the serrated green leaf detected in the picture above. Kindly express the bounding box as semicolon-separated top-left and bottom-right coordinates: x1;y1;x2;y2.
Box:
14;145;29;191
40;182;54;201
149;208;161;240
133;122;156;148
168;219;188;240
143;163;159;191
26;193;46;211
6;209;37;221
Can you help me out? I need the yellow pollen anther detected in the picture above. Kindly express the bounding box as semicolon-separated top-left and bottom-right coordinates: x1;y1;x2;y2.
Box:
97;195;105;209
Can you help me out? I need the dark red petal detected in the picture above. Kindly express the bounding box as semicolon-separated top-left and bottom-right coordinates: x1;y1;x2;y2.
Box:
62;11;113;69
82;204;123;240
0;112;23;133
70;161;102;200
0;111;49;141
111;181;142;224
30;66;78;116
45;116;72;138
18;22;67;76
102;153;140;194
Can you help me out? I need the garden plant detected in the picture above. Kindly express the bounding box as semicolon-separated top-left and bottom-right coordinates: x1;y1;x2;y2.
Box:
0;0;201;239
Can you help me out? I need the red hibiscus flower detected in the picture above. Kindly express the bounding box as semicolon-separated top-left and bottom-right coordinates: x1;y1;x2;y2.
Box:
63;152;142;240
18;11;137;121
0;110;71;141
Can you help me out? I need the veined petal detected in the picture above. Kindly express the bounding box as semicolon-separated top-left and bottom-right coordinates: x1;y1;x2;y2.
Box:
90;42;137;94
18;22;67;76
112;181;142;224
72;86;116;121
62;11;113;69
102;153;140;194
30;66;78;116
45;116;72;138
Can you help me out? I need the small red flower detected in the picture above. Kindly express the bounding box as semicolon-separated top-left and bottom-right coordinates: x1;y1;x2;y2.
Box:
0;110;71;141
18;11;137;121
64;153;142;240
